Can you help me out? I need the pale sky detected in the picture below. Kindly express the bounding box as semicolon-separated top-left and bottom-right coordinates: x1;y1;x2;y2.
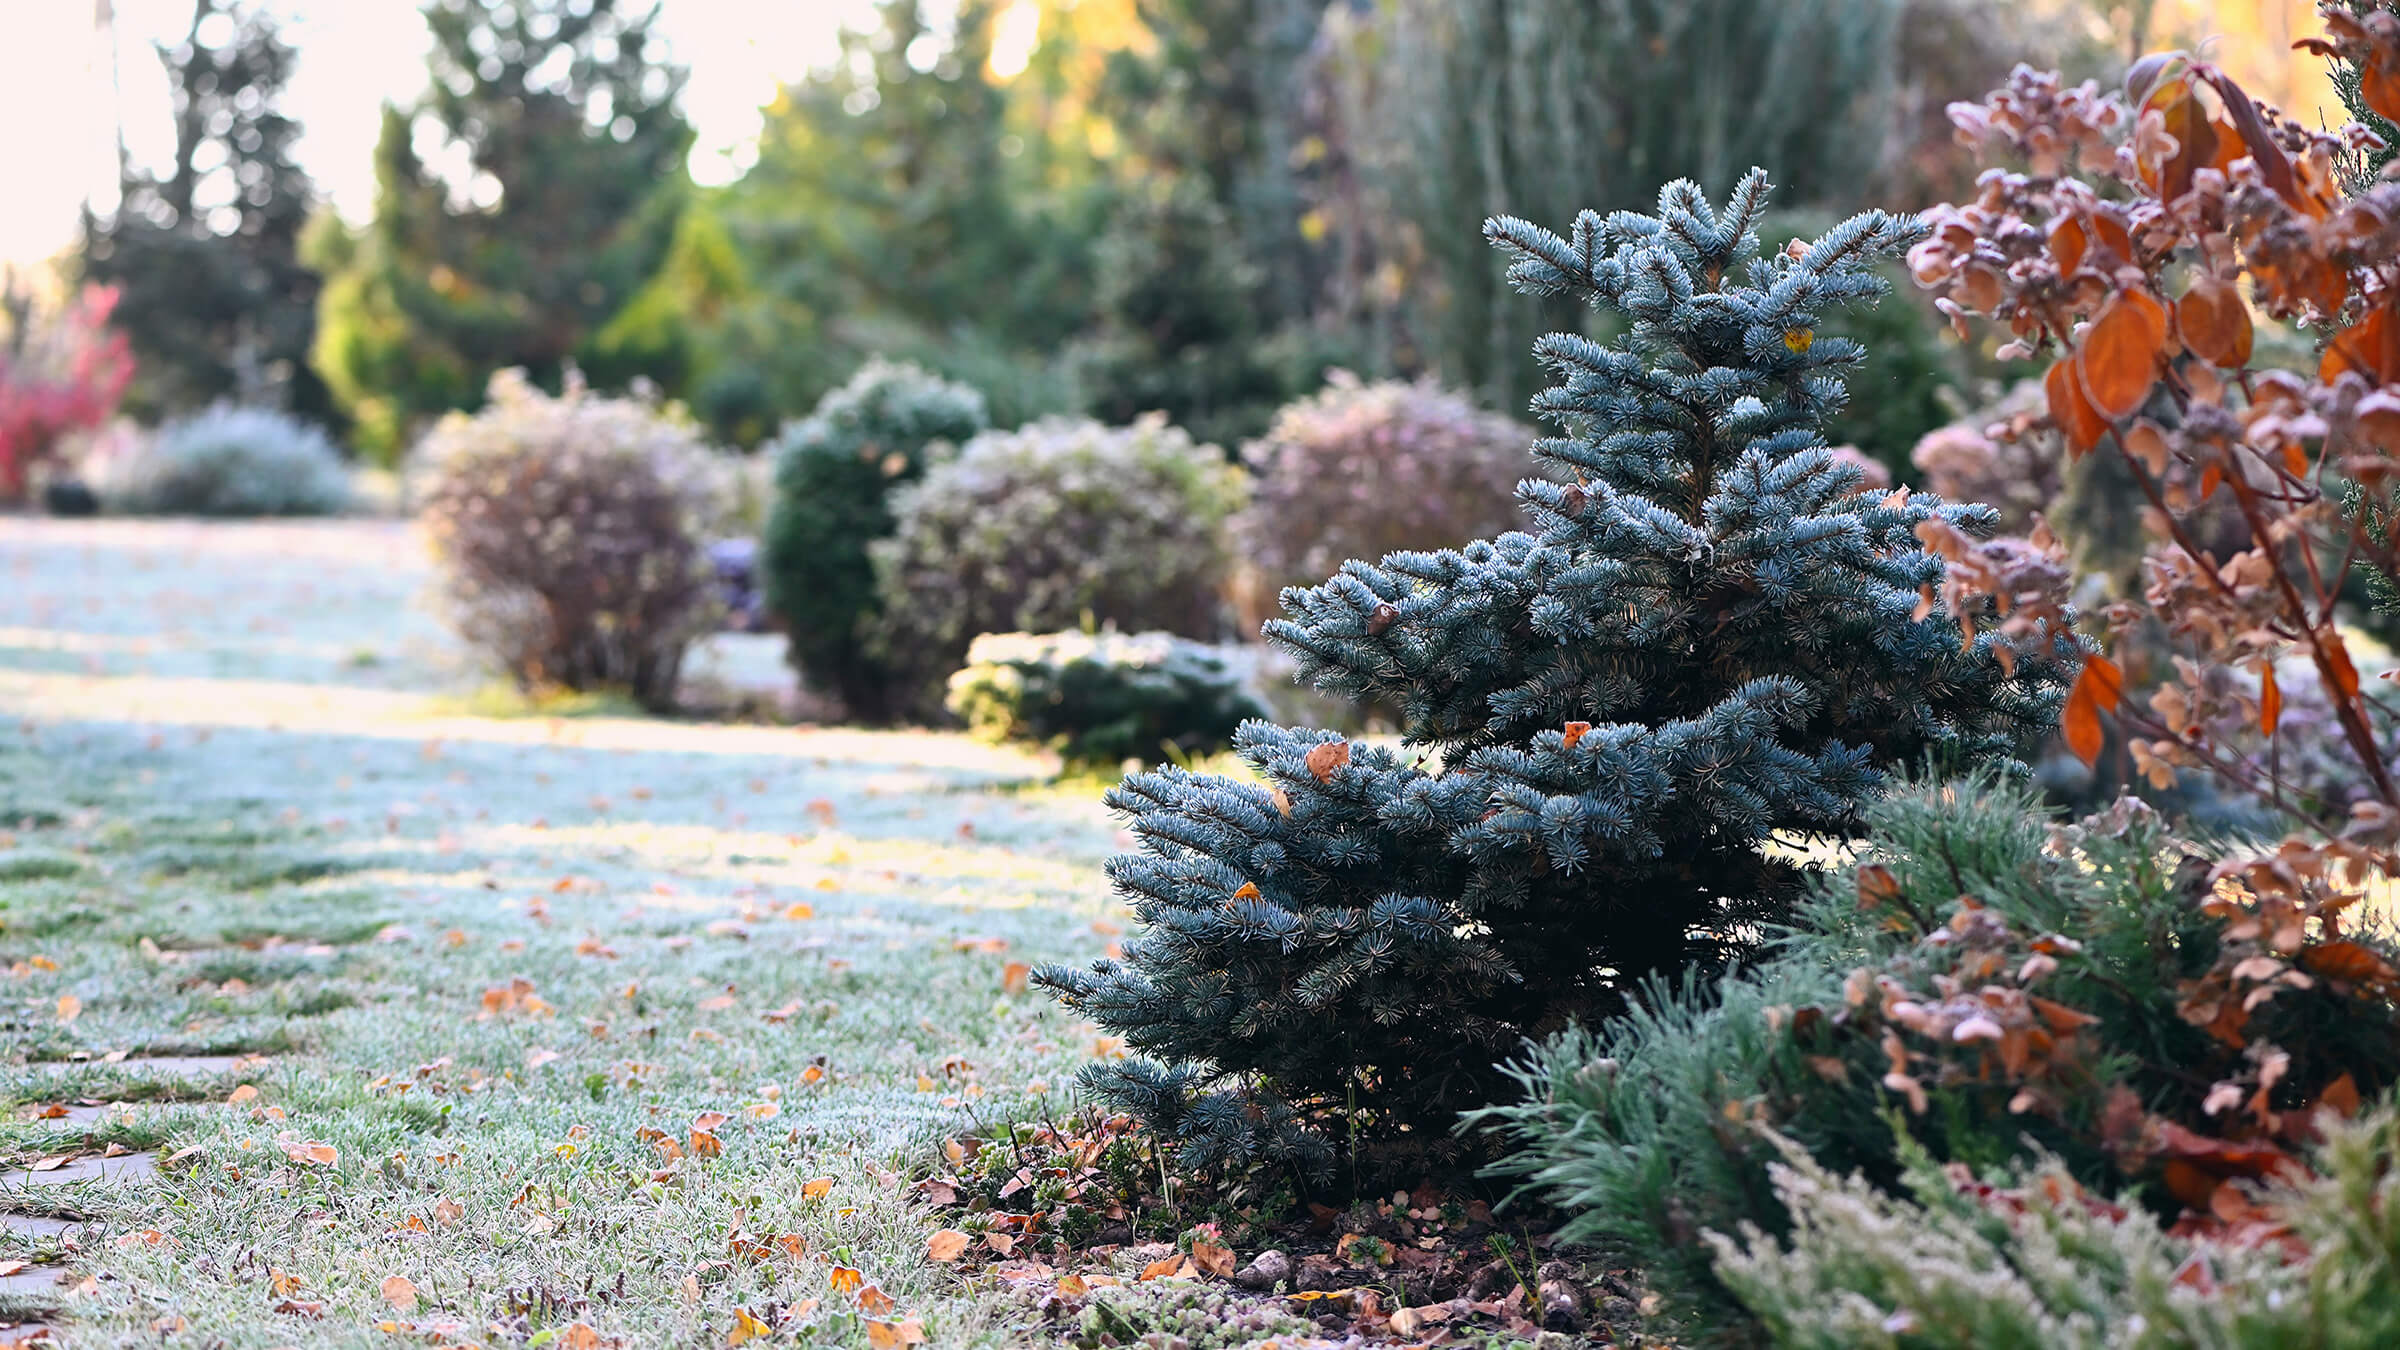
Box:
0;0;893;269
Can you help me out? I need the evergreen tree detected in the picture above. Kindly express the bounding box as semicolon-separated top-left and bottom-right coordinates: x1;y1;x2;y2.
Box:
313;0;691;459
1038;173;2074;1178
724;2;1096;367
81;0;328;423
1334;0;1906;413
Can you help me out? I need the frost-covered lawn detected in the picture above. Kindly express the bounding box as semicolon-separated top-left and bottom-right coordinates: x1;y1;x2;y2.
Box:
0;519;1130;1347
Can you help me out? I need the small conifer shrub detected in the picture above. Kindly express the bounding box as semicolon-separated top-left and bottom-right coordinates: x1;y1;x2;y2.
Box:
1037;172;2075;1179
761;359;987;721
946;630;1267;766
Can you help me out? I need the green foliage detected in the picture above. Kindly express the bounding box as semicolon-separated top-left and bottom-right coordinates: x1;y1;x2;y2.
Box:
662;0;1104;436
415;371;729;711
760;360;988;722
946;630;1269;766
1478;774;2400;1340
1073;1282;1316;1349
1229;372;1535;632
80;0;330;425
1038;176;2072;1184
312;0;691;461
101;405;351;517
1331;0;1909;412
1711;1108;2400;1349
1072;0;1351;447
873;416;1245;719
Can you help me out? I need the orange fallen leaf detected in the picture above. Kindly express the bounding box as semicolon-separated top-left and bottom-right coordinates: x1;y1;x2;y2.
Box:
54;995;79;1026
927;1230;971;1262
829;1265;864;1294
1189;1240;1235;1278
1001;962;1031;994
229;1084;260;1105
802;1176;835;1200
856;1283;896;1315
1139;1256;1187;1281
381;1275;419;1313
865;1318;926;1349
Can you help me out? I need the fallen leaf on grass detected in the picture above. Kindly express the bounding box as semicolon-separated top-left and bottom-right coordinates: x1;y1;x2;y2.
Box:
1001;962;1031;994
113;1229;167;1249
927;1230;971;1262
726;1306;774;1346
229;1084;259;1104
1140;1256;1191;1282
829;1266;863;1293
855;1284;896;1314
801;1177;835;1200
278;1137;337;1167
1189;1240;1235;1278
26;1157;68;1173
271;1299;324;1318
54;996;78;1026
381;1275;419;1313
865;1319;926;1348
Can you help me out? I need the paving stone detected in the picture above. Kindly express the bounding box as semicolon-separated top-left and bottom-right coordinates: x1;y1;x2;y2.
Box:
0;1154;155;1189
0;1217;82;1241
0;1268;61;1299
32;1055;262;1078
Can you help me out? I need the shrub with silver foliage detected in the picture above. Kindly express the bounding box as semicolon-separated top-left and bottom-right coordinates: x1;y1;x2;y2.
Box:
415;371;731;711
872;415;1245;717
946;630;1268;765
1713;1111;2400;1349
104;405;352;517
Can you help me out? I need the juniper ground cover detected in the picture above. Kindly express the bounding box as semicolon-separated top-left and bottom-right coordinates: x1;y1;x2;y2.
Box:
0;518;1139;1346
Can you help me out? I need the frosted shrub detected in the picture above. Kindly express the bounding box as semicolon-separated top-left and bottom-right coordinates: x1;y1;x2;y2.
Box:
945;630;1267;765
871;415;1245;717
1712;1110;2400;1349
762;359;987;720
105;405;352;517
416;371;730;711
1229;374;1535;630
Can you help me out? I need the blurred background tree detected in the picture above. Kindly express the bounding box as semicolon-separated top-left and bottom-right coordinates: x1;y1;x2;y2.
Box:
80;0;329;425
310;0;692;460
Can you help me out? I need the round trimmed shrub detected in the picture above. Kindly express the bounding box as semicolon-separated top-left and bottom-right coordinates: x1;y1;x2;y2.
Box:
761;359;988;721
415;370;730;711
1228;373;1536;632
871;415;1246;718
104;405;352;517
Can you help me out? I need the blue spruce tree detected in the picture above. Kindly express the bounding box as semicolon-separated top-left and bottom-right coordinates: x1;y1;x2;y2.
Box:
1037;172;2078;1180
